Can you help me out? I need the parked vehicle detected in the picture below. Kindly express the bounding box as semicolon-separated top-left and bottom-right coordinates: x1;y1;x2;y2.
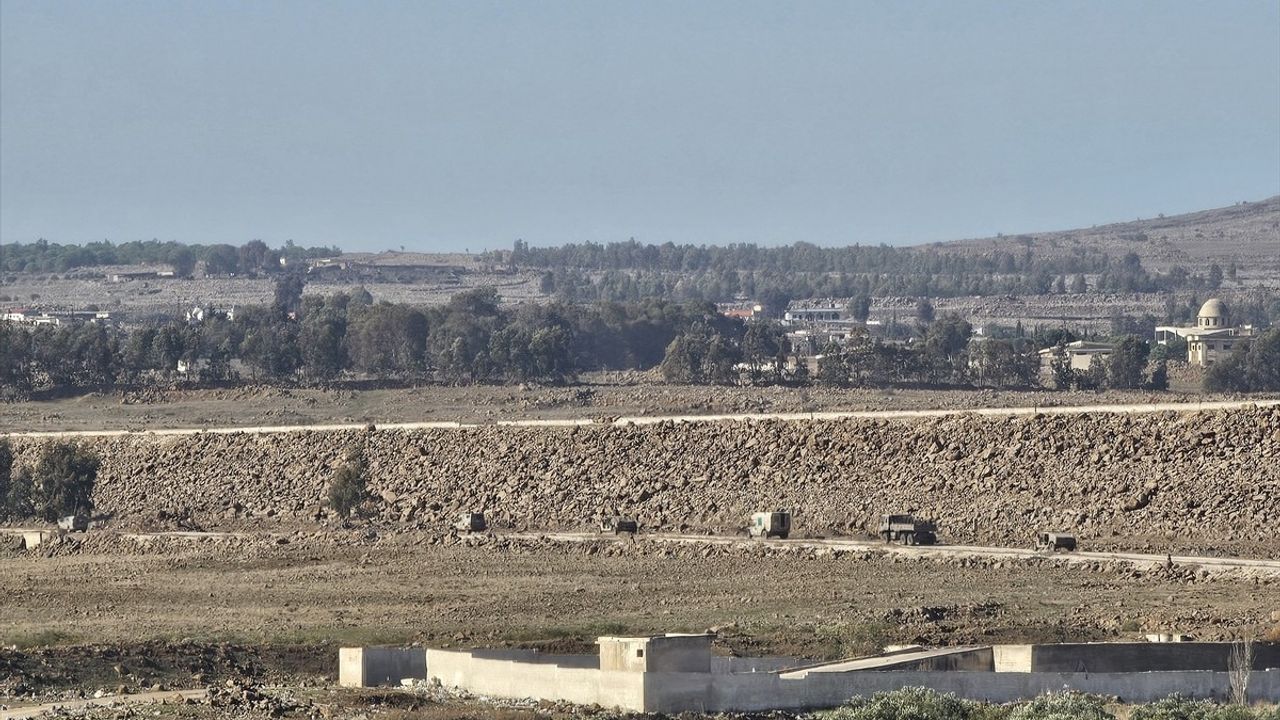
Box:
1036;532;1077;552
748;511;791;539
57;515;88;532
878;514;937;545
455;512;487;533
600;517;638;535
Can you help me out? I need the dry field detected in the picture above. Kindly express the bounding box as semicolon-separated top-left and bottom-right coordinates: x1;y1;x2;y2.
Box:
2;533;1276;694
0;375;1239;434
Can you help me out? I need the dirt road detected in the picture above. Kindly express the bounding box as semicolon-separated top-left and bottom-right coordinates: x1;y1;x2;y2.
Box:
522;532;1280;578
6;397;1277;439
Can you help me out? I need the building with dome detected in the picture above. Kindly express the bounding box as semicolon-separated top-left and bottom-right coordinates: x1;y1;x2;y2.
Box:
1154;298;1255;366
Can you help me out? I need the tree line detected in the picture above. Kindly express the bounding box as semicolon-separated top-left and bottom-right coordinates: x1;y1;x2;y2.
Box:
0;441;99;522
0;285;743;392
513;238;1231;303
2;239;339;275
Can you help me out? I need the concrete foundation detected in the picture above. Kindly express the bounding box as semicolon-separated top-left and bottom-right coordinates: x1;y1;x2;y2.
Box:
412;638;1280;711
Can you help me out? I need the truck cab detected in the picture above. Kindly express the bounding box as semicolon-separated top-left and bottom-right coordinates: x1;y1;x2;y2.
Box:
748;511;791;539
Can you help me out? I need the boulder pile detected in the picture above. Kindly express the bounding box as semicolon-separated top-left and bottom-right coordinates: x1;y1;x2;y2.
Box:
10;406;1278;554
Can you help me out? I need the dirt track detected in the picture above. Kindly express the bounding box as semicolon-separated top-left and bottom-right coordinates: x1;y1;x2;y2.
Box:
6;397;1279;439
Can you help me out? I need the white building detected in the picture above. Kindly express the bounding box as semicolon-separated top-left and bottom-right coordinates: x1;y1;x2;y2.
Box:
1037;340;1112;372
1154;298;1254;367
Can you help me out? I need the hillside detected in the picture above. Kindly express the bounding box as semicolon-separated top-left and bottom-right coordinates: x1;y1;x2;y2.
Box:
935;196;1280;274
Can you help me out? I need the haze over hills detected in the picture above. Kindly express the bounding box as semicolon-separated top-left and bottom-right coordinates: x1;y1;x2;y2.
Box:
930;196;1280;272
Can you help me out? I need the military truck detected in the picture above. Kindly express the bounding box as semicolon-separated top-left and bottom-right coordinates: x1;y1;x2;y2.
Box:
455;512;487;533
878;514;936;545
748;511;791;539
57;515;88;532
600;516;638;535
1035;532;1077;552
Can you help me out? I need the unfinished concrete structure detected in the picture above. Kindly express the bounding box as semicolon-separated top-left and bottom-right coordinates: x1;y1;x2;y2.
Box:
342;635;1280;711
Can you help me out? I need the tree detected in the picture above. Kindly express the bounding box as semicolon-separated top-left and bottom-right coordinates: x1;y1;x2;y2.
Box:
659;334;701;383
168;246;197;277
847;294;872;322
298;308;348;379
1107;335;1149;390
328;448;369;522
1208;263;1224;290
203;244;240;275
742;321;784;384
29;443;99;521
273;272;307;317
1048;343;1074;390
701;333;740;385
1147;360;1169;391
1070;274;1088;294
916;299;935;324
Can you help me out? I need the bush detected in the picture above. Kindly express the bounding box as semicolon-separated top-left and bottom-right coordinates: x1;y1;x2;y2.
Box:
1131;697;1276;720
0;440;11;519
327;449;368;521
29;443;99;521
823;687;999;720
1008;693;1114;720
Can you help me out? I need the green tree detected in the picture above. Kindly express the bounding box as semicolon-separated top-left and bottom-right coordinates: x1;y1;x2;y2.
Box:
30;443;99;521
1049;342;1074;390
298;308;348;379
701;333;740;384
1243;328;1280;391
1107;335;1149;390
1070;273;1088;294
168;246;197;277
328;449;369;522
660;333;702;383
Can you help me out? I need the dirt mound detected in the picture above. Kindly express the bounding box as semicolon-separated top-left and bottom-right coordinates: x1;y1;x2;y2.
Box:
9;406;1279;555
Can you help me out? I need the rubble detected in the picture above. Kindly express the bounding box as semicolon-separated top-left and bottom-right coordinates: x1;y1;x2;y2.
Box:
8;406;1279;556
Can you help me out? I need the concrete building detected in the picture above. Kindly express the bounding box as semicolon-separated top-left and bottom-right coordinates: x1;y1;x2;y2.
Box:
1154;298;1255;366
1036;340;1112;372
341;637;1280;711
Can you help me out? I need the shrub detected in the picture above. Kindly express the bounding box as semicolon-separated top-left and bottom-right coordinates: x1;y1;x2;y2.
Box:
0;440;11;519
29;443;99;521
1007;692;1115;720
327;449;368;521
823;686;992;720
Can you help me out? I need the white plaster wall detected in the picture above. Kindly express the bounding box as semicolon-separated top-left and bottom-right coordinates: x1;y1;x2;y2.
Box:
427;649;646;710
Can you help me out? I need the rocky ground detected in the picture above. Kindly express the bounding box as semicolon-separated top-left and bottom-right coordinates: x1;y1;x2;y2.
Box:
5;405;1278;557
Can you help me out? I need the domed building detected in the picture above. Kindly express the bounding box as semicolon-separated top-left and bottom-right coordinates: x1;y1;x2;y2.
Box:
1154;298;1255;366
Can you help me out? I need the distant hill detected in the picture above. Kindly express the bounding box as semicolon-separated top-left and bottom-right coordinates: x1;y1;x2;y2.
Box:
932;196;1280;272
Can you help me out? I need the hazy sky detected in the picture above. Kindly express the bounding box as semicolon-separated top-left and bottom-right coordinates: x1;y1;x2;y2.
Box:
2;1;1278;252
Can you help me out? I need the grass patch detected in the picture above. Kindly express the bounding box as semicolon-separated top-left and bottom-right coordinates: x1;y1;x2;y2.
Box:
3;627;83;648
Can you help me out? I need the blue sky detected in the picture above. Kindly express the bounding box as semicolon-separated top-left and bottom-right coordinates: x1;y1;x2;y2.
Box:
2;1;1278;252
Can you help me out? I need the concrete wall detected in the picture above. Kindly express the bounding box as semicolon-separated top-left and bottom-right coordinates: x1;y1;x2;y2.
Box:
1025;642;1280;673
643;669;1280;711
338;647;427;687
422;644;1280;711
428;648;646;711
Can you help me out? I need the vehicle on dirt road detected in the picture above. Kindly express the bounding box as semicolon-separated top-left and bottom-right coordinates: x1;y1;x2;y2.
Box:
455;512;487;533
1035;532;1077;552
57;515;88;532
748;511;791;539
600;517;638;535
878;514;937;545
